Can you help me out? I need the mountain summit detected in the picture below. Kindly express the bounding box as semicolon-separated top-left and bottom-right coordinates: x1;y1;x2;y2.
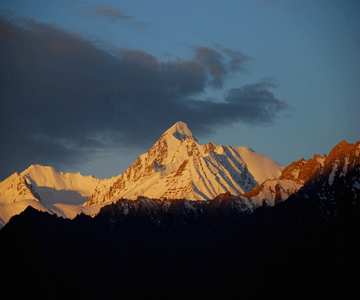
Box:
85;121;283;205
163;121;195;141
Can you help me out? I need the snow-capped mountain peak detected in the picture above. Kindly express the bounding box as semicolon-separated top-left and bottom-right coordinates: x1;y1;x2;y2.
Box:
163;121;195;141
85;121;283;205
0;165;102;227
0;164;99;206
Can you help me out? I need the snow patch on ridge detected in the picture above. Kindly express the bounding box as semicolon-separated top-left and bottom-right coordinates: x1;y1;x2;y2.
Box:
340;155;350;177
329;160;339;186
315;155;326;166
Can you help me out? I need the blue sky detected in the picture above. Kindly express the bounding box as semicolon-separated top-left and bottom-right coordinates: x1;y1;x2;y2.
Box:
1;0;359;180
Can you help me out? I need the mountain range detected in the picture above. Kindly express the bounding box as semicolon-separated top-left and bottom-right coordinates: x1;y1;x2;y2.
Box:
0;121;358;298
0;121;359;228
1;121;283;226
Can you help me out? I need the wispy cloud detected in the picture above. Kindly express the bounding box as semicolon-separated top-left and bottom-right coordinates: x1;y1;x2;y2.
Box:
75;4;148;27
74;4;148;29
0;15;288;179
90;5;134;21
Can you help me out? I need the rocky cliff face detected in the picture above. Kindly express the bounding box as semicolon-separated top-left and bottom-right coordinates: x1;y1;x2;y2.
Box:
319;140;360;187
279;154;326;183
295;140;360;206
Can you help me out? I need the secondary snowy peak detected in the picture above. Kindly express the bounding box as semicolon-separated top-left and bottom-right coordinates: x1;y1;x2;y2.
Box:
85;122;284;205
21;164;99;199
0;165;103;228
162;121;195;141
0;164;100;206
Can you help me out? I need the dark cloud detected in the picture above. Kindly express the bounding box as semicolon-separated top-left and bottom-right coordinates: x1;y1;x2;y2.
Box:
223;80;288;123
193;45;252;87
180;79;287;130
193;46;227;88
0;15;288;179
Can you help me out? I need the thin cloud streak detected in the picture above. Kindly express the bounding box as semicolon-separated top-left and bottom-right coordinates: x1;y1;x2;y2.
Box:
75;4;147;27
92;5;134;21
0;15;288;179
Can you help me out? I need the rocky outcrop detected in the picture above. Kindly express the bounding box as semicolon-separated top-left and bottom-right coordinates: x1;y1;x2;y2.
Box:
299;140;360;194
279;154;326;184
241;153;327;206
242;140;360;209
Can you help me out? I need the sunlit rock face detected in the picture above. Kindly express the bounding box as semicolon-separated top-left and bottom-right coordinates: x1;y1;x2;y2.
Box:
240;140;360;209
